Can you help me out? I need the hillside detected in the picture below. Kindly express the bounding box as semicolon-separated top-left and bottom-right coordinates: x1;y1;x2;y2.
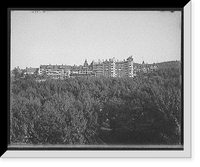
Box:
10;67;182;146
156;60;181;69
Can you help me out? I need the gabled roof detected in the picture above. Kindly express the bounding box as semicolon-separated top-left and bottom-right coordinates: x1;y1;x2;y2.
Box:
84;59;88;67
127;56;133;61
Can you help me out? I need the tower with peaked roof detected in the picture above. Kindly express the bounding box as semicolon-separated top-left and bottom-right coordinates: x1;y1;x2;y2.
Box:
83;59;88;67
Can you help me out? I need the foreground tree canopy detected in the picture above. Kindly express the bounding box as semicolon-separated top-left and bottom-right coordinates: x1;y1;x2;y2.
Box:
10;67;182;145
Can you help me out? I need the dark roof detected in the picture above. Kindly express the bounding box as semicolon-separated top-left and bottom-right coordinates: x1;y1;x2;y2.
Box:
40;64;72;70
71;65;93;71
26;68;38;73
133;63;141;66
126;56;133;61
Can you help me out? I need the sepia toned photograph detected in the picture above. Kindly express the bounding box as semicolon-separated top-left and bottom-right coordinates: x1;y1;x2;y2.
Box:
7;6;190;156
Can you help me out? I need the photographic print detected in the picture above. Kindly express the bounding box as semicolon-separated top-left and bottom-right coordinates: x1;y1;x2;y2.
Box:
5;3;191;157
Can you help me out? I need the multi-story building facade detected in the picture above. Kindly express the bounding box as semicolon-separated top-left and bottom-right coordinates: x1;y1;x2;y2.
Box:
132;61;158;74
115;56;134;77
92;56;135;78
39;64;71;79
115;60;124;77
102;58;116;77
27;56;157;79
92;60;104;77
70;59;95;77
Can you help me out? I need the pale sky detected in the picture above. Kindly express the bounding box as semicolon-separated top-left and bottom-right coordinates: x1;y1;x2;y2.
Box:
11;10;181;69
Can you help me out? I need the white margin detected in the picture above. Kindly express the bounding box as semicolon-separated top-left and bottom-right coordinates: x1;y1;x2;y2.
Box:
3;2;191;157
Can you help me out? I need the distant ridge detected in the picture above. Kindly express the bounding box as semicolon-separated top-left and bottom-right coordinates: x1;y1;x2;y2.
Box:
156;60;181;69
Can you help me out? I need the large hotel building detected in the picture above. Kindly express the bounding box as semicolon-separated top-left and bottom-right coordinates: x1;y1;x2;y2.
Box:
25;56;157;79
92;56;135;78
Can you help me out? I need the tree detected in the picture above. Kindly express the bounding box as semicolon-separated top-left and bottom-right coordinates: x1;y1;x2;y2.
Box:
12;67;21;80
10;71;182;145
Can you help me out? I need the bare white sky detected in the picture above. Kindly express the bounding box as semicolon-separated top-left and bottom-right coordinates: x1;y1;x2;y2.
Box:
11;10;181;69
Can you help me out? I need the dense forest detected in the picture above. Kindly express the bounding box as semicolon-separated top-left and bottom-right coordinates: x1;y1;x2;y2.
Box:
10;67;182;146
